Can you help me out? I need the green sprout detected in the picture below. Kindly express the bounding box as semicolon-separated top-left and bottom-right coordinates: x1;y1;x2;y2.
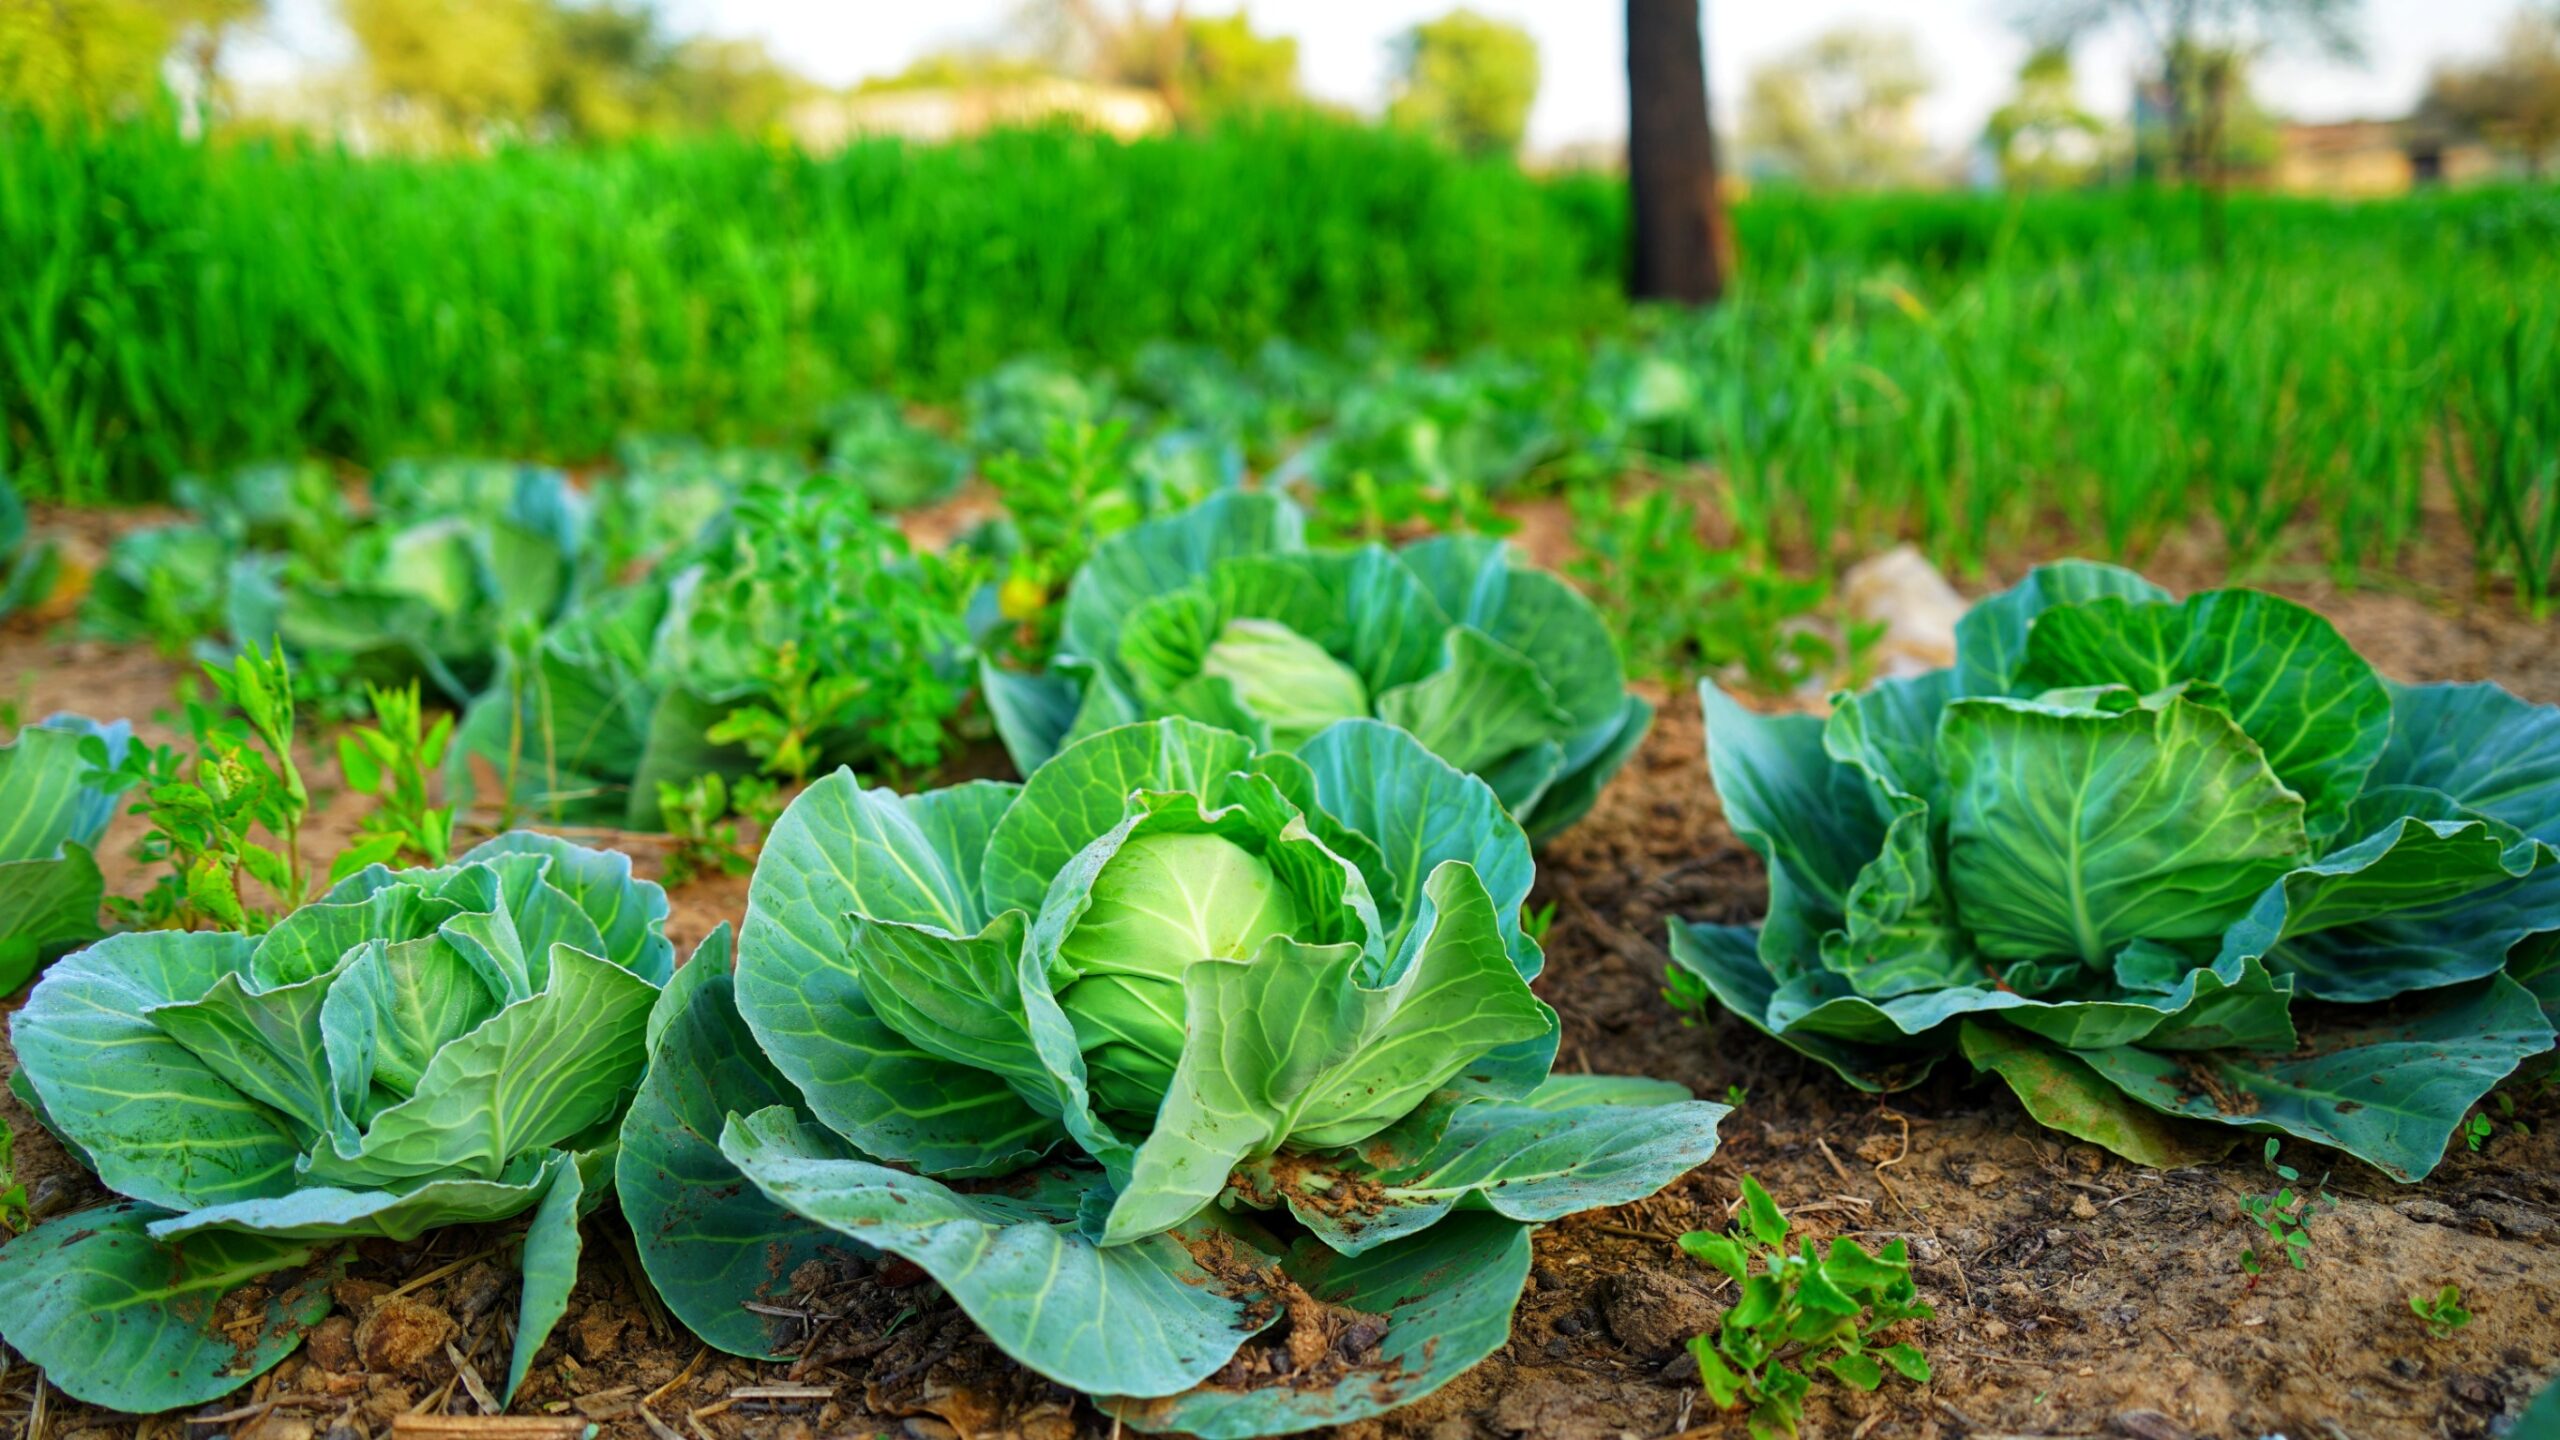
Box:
1679;1175;1932;1439
2239;1138;2336;1279
2410;1283;2472;1339
2463;1113;2496;1152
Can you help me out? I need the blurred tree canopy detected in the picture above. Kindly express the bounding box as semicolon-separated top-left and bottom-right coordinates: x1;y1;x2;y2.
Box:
1;0;162;121
0;0;263;121
2009;0;2357;182
1387;8;1539;156
1985;45;2108;186
1741;25;1935;188
880;5;1301;125
342;0;799;142
0;0;799;139
2421;7;2560;177
2134;37;2279;182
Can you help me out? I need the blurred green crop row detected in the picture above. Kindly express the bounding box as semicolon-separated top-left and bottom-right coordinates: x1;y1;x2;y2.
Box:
3;110;2556;607
0;110;1619;501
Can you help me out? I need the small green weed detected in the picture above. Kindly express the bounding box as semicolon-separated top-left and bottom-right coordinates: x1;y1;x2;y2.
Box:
2463;1113;2495;1152
1679;1175;1932;1439
84;643;315;932
2239;1138;2336;1280
2410;1283;2472;1339
656;772;784;890
1521;900;1557;946
0;1118;28;1234
1565;486;1876;694
334;681;456;879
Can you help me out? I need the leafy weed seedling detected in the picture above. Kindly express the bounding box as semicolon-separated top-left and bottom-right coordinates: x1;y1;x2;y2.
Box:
335;680;455;878
0;1118;27;1234
2463;1113;2495;1152
2410;1283;2472;1339
2239;1138;2336;1281
657;772;783;889
84;643;315;931
1679;1175;1932;1439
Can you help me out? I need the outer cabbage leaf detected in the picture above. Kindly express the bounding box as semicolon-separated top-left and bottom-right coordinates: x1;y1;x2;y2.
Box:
1664;919;1947;1093
719;1107;1264;1400
11;929;302;1210
2213;798;2560;1002
2014;589;2391;835
1239;1080;1729;1255
1950;560;2170;697
0;715;129;992
2074;974;2553;1180
1699;681;1893;984
2372;681;2560;842
619;929;843;1361
1938;692;2308;968
1957;1022;2237;1169
1101;1213;1536;1439
0;1202;341;1413
736;770;1062;1176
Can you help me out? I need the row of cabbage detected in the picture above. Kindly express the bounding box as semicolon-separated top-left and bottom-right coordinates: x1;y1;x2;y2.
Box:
0;707;1732;1434
0;392;2552;1429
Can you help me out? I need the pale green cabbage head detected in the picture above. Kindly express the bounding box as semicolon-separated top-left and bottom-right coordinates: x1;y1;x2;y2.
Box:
1197;618;1370;749
1055;829;1307;1115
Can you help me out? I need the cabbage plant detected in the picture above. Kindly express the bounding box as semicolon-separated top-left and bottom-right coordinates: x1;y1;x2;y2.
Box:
619;717;1726;1435
448;475;974;828
1672;563;2560;1180
0;833;677;1412
982;492;1649;842
0;475;59;621
229;463;587;702
0;714;130;992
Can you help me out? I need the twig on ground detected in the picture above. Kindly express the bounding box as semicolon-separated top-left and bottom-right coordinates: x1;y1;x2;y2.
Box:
446;1344;500;1414
391;1247;503;1300
644;1346;711;1409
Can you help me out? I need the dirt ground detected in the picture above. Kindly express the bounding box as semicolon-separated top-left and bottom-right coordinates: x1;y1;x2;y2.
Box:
0;517;2555;1440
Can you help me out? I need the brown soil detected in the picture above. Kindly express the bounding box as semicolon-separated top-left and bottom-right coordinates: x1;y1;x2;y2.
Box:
1;529;2556;1440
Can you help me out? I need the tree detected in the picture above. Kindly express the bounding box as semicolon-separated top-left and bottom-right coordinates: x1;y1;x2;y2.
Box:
1177;10;1297;119
1626;0;1729;304
1387;9;1540;156
1985;45;2108;186
535;0;672;140
340;0;804;144
1740;25;1935;188
661;36;798;135
1012;3;1298;123
2011;0;2359;253
0;0;170;120
149;0;264;108
2420;7;2560;177
341;0;548;138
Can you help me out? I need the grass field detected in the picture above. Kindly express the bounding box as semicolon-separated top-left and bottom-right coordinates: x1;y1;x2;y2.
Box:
6;114;2555;604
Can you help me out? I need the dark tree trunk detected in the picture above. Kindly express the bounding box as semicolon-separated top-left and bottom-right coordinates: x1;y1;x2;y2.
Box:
1626;0;1729;304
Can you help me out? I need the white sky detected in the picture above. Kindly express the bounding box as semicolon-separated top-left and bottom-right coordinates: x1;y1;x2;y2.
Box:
232;0;2521;154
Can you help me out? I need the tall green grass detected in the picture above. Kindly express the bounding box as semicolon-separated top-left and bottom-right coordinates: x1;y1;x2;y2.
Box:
0;111;1619;500
5;107;2555;606
1623;188;2560;604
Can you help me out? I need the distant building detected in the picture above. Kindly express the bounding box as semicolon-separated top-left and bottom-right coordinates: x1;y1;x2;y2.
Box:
2273;120;2496;196
788;78;1171;150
